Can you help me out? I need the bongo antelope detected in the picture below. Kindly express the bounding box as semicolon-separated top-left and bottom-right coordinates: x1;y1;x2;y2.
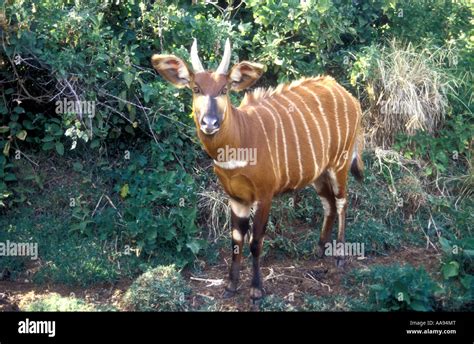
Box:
151;39;364;302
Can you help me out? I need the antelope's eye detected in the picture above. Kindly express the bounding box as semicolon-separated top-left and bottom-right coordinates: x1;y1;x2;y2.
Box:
193;87;200;94
221;87;228;95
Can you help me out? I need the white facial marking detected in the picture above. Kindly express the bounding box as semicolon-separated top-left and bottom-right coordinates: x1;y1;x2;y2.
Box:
198;95;211;124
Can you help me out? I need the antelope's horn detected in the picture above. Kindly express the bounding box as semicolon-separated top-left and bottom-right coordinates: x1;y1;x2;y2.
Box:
190;38;205;73
216;38;231;75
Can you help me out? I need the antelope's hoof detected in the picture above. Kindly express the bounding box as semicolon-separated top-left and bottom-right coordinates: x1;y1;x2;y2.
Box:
315;244;326;258
223;287;237;299
335;257;345;268
250;287;264;303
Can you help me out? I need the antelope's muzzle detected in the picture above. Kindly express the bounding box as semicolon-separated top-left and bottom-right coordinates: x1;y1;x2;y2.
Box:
199;96;221;135
200;116;220;135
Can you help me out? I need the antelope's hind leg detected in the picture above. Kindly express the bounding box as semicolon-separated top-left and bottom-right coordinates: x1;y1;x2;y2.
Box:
224;199;251;298
327;167;350;268
313;175;337;258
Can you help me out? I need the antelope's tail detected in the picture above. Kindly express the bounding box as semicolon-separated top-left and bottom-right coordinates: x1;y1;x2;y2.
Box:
350;125;364;182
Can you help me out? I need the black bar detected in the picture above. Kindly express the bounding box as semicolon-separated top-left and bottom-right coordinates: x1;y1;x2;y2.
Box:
0;312;471;343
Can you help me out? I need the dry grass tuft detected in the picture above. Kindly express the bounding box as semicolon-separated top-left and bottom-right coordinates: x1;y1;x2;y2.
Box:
197;186;231;242
361;40;459;148
454;155;474;207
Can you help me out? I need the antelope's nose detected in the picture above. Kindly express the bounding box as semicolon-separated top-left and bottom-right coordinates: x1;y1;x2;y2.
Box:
200;116;220;135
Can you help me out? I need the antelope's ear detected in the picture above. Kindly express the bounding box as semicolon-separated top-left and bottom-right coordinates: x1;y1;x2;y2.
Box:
229;61;265;91
151;54;192;88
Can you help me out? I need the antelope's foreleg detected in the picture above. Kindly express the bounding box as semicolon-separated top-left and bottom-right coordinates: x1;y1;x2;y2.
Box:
249;199;271;302
224;199;251;298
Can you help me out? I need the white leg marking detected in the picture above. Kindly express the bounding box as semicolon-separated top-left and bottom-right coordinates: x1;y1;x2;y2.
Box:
320;197;332;217
248;233;254;246
232;229;243;243
327;168;339;195
230;199;251;218
335;197;346;215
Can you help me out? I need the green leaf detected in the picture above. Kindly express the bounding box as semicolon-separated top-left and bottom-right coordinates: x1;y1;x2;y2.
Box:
72;162;83;172
13;106;25;114
4;173;17;181
438;237;452;254
120;183;129;199
118;90;127;111
124;72;134;89
3;141;10;156
55;142;64;156
42;142;55;151
0;126;10;133
22;120;35;130
16;130;27;141
42;135;55;142
369;284;384;291
124;125;134;134
90;139;100;149
186;240;201;254
460;275;473;290
463;249;474;258
442;261;459;280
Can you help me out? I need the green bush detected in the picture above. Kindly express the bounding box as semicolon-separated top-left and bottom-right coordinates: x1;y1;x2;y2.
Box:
347;264;442;311
259;295;295;312
27;293;94;312
103;143;203;266
123;265;190;312
301;295;369;312
438;236;473;289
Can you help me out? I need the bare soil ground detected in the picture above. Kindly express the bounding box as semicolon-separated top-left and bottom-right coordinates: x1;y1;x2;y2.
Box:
0;245;442;312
